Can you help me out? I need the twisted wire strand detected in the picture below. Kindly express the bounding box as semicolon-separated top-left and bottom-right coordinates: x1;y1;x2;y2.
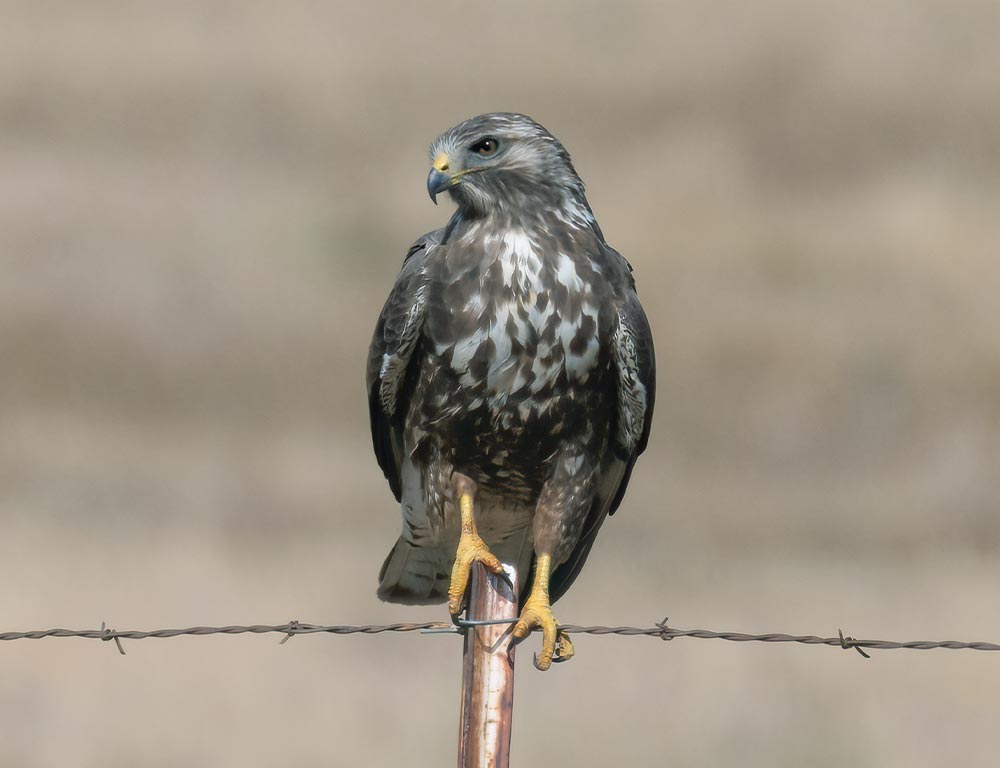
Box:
2;619;998;656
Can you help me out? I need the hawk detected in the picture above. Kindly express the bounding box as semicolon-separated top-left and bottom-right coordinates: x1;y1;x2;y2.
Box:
367;113;655;669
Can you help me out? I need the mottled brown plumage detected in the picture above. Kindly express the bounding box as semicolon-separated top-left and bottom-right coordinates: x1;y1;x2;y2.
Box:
367;114;655;629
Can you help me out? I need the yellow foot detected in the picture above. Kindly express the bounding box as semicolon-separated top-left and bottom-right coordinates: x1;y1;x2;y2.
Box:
447;530;505;616
511;553;575;670
447;479;505;616
512;597;574;670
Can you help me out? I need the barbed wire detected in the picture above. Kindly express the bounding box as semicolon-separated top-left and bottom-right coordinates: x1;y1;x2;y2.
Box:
2;618;998;658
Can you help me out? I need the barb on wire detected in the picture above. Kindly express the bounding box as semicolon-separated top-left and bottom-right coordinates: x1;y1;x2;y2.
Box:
101;621;126;655
279;620;301;645
838;628;871;658
2;617;999;657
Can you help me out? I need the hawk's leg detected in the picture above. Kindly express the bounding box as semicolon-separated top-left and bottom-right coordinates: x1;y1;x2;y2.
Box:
512;447;596;669
512;553;575;670
447;473;506;617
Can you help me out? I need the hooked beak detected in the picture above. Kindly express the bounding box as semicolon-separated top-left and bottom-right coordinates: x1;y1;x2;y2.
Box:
427;151;452;204
427;169;451;204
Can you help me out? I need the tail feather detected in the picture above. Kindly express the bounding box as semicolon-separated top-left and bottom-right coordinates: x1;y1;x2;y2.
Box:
377;527;535;605
377;538;451;605
492;526;534;599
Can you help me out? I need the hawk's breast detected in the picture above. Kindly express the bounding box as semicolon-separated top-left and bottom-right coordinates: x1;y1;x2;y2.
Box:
437;228;601;406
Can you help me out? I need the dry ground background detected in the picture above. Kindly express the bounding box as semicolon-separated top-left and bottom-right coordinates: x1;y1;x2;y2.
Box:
1;1;999;766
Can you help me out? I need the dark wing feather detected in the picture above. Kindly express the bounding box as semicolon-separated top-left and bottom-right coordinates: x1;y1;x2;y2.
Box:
606;290;657;513
366;231;440;500
550;271;656;602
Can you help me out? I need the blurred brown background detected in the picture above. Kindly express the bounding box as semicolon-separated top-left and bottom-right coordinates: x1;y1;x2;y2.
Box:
1;1;999;765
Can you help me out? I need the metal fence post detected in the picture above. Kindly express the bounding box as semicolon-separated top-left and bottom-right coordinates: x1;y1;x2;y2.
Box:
457;562;519;768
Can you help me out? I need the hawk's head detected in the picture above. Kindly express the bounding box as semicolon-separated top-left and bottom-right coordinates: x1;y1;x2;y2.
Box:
427;113;590;222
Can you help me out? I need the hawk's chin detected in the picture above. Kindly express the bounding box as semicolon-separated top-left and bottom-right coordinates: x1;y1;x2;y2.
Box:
427;168;452;204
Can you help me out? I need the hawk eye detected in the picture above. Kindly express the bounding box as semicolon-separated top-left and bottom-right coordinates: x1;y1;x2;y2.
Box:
470;138;499;157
